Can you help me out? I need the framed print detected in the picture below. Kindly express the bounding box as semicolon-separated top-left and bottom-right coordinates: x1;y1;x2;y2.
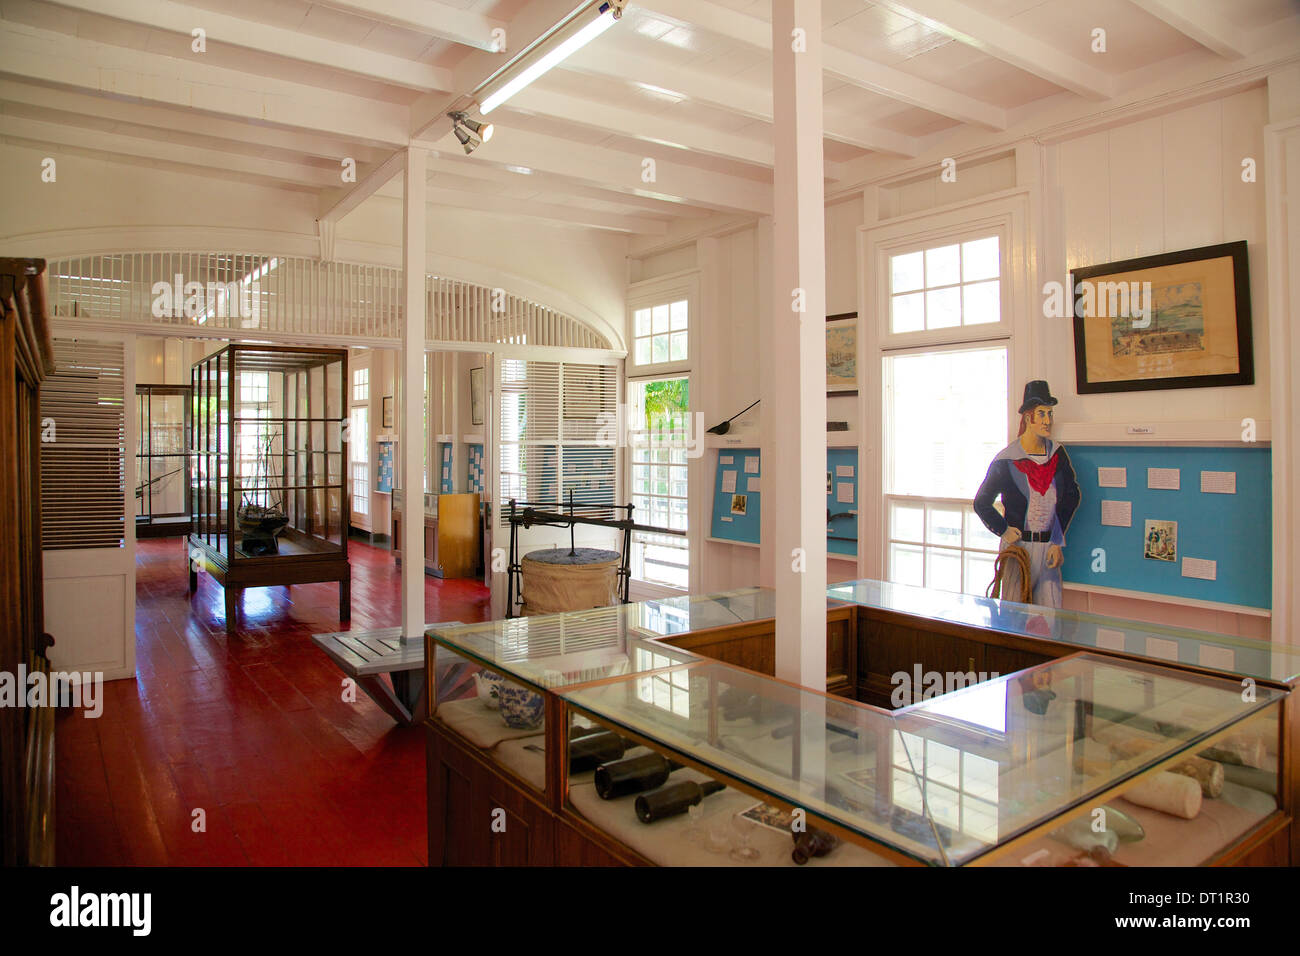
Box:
469;367;485;426
826;312;858;395
730;493;748;516
1071;240;1252;393
381;395;393;430
1144;519;1177;563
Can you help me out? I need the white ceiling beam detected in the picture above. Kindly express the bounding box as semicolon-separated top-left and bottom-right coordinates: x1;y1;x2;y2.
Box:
317;150;408;222
422;183;668;234
0;113;338;187
636;0;1007;127
410;0;591;140
423;154;713;218
502;85;918;165
44;0;455;91
315;0;508;52
871;0;1116;99
1126;0;1251;59
0;80;391;166
560;45;922;154
431;124;772;215
0;20;409;147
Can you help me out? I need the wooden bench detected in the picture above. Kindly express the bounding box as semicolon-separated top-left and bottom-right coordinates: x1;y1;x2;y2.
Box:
311;624;458;726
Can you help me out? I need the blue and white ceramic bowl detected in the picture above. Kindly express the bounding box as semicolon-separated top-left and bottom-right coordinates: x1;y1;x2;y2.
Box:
474;670;507;710
497;682;545;730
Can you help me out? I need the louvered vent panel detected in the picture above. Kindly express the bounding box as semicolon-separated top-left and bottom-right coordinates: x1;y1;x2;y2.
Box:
40;338;127;550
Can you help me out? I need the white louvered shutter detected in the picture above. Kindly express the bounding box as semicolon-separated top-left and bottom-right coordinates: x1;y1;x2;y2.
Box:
40;338;127;550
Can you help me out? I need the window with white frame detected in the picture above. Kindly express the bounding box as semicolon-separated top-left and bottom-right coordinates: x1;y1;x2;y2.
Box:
631;299;688;368
350;363;370;525
352;366;369;401
627;376;690;589
497;359;617;524
888;236;1001;333
882;230;1009;597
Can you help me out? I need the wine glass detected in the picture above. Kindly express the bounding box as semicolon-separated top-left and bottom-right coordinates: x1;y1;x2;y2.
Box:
728;810;761;862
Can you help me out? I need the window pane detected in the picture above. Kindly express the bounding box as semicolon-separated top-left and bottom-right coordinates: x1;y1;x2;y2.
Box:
885;347;1008;499
890;543;924;586
891;292;924;334
652;335;669;363
926;286;961;329
635;308;652;336
964;551;996;597
670;300;688;330
890;501;924;542
963;280;1001;326
925;243;960;286
635;338;652;364
927;507;962;547
965;510;1000;551
652;304;669;333
962;236;999;282
891;250;924;293
670;331;687;361
927;548;962;593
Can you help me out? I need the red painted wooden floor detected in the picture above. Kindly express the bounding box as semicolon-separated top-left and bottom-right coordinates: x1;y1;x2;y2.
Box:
54;536;491;866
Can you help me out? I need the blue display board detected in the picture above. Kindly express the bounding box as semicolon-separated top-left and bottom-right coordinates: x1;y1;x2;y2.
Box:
466;443;485;494
376;440;393;494
439;442;454;493
827;447;858;557
1060;445;1271;609
710;448;761;543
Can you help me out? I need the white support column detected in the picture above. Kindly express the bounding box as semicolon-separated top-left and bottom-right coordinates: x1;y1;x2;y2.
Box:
771;0;827;689
401;146;429;639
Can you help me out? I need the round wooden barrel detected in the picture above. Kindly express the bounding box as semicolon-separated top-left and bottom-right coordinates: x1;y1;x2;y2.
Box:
520;547;621;615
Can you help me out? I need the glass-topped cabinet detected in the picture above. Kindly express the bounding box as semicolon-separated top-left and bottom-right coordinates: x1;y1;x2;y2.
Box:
135;384;190;537
425;590;1290;867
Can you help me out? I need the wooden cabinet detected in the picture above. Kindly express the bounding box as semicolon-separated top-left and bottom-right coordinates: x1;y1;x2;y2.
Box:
0;259;55;866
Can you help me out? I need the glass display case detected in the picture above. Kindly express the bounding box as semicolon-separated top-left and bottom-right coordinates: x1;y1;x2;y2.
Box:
425;590;1291;867
134;384;190;537
829;578;1300;685
558;654;1283;867
187;344;350;631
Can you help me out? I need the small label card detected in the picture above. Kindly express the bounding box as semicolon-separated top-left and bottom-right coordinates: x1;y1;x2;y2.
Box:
1200;471;1236;494
744;456;759;474
1182;557;1217;581
1198;645;1236;672
836;483;854;504
1095;627;1127;651
1097;467;1127;488
1144;636;1180;662
721;470;737;493
1100;500;1132;527
747;476;761;493
720;455;733;465
835;465;854;478
1147;467;1180;490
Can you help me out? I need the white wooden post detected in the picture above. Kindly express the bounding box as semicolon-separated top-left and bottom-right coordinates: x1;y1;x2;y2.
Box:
401;146;429;639
771;0;827;689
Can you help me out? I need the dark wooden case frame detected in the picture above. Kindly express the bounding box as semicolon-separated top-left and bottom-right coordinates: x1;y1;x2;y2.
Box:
1070;240;1253;394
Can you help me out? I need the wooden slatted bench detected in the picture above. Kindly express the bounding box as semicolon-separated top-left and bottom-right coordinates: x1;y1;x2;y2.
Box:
311;624;459;726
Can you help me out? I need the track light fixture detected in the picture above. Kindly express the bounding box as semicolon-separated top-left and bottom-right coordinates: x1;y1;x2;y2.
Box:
449;110;494;155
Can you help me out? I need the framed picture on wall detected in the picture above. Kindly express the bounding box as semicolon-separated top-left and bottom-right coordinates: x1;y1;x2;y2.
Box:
470;367;485;426
826;312;858;396
1070;240;1253;394
382;395;393;429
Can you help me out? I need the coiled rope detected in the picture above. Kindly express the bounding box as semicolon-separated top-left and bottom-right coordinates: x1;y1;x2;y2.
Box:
986;544;1032;603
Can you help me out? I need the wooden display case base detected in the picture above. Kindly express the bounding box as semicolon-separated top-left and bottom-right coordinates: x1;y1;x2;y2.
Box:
188;535;349;635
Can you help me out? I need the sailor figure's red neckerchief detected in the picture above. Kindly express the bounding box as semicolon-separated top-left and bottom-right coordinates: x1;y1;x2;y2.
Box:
1013;450;1059;496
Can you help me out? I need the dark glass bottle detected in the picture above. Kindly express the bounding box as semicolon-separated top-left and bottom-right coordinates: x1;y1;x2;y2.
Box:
634;780;725;824
569;723;605;740
568;732;631;773
594;753;683;800
791;827;840;864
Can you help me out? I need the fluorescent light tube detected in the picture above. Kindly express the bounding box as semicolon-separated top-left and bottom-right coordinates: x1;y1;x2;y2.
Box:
480;6;618;114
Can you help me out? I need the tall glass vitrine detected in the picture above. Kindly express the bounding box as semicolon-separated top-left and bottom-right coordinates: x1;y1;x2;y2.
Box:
135;384;191;537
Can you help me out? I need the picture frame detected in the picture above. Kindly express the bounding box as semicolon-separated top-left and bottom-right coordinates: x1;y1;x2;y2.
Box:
1144;519;1177;563
730;493;748;516
1070;240;1253;394
381;395;393;430
826;312;858;396
469;367;485;426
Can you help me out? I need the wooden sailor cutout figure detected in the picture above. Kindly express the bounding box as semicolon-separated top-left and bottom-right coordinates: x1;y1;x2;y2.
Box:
974;381;1082;608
